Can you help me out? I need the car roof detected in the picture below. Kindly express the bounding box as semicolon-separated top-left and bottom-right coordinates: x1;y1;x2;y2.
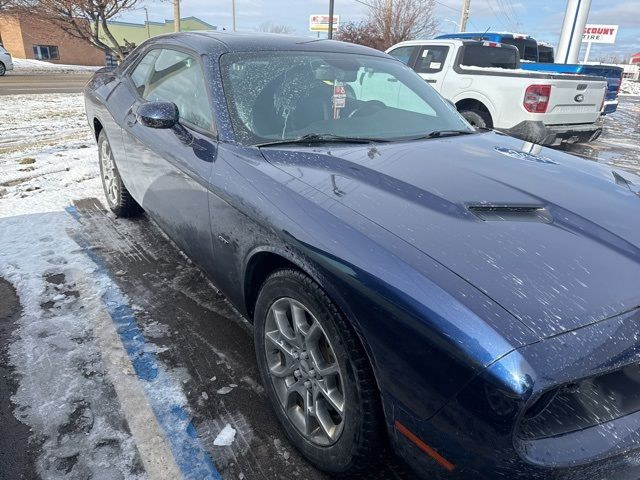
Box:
146;31;389;59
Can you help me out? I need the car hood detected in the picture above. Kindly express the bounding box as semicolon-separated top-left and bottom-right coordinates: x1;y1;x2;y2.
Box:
260;132;640;339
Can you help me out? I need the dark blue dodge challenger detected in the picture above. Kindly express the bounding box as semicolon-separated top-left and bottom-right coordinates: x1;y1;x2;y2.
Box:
85;32;640;479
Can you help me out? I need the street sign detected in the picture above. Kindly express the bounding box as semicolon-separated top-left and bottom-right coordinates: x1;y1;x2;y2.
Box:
309;14;339;32
582;24;618;44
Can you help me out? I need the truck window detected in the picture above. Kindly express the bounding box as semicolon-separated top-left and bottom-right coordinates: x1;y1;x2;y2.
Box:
538;45;554;63
414;46;449;73
460;45;519;69
500;38;538;62
388;46;417;66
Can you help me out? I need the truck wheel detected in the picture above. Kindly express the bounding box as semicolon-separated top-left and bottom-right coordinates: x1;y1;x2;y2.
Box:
460;108;493;129
98;130;142;217
254;269;385;476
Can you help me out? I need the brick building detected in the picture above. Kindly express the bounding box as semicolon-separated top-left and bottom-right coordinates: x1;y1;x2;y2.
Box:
0;14;106;66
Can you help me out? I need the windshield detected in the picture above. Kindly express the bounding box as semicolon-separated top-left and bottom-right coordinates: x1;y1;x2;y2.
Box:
219;51;472;146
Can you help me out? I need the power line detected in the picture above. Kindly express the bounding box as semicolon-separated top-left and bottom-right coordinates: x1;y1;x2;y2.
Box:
433;0;460;12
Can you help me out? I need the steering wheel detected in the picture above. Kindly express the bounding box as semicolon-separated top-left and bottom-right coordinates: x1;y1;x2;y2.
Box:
347;100;386;119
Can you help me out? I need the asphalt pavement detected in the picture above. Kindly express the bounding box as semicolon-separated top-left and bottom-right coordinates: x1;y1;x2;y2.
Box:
0;73;93;95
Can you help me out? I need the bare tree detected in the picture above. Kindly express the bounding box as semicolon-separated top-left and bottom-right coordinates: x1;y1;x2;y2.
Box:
12;0;141;60
256;21;294;34
337;0;437;51
370;0;437;47
0;0;17;11
335;21;386;51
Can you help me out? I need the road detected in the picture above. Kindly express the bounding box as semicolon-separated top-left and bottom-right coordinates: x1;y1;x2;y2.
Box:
0;73;93;95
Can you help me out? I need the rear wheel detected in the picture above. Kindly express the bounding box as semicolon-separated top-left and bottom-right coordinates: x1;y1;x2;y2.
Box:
0;62;6;76
460;108;493;129
98;130;141;217
254;269;384;476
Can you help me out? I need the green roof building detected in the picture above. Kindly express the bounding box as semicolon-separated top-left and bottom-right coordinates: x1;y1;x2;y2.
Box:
102;16;216;48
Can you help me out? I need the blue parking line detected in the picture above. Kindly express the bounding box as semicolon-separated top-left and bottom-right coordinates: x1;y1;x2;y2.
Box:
65;205;223;480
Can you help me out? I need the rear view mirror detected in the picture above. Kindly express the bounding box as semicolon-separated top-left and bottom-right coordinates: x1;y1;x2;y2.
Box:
137;101;179;129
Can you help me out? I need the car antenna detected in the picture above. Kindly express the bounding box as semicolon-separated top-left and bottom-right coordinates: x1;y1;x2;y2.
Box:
473;27;492;42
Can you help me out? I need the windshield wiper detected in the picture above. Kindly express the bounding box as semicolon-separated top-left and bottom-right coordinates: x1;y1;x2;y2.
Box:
256;133;389;147
408;129;476;141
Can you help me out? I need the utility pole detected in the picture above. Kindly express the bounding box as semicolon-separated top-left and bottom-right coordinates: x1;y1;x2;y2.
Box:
232;0;236;31
459;0;470;33
144;7;150;38
556;0;592;64
173;0;181;32
328;0;335;39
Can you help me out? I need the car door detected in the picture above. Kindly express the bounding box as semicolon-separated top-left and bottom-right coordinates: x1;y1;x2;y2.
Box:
412;45;451;92
121;47;217;271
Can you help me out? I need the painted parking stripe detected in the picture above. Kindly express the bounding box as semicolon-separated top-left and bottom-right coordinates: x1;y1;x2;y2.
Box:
66;205;223;480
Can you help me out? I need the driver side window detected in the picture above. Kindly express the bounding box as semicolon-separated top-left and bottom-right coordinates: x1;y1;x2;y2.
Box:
129;48;214;133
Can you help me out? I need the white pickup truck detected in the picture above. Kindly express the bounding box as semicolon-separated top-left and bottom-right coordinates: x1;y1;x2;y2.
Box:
386;39;607;146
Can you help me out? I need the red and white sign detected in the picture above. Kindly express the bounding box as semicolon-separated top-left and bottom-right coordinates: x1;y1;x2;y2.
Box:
582;24;618;44
310;14;340;32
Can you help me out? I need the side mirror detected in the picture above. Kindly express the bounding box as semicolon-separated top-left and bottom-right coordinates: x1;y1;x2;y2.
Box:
137;101;179;129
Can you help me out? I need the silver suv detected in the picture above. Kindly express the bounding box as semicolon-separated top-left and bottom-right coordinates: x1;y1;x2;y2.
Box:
0;45;14;76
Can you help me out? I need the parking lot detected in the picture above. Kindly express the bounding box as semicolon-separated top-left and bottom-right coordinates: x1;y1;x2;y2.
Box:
0;89;638;480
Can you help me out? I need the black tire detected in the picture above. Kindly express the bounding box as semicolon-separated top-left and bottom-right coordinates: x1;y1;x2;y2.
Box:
254;269;385;476
0;62;6;76
460;108;493;129
97;130;142;217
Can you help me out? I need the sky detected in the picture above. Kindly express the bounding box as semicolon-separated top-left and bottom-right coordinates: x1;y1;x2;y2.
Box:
122;0;640;60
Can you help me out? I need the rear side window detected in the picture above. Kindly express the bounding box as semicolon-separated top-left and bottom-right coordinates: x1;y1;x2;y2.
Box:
538;45;554;63
460;45;519;69
414;46;449;73
387;46;417;65
129;49;213;133
500;38;538;62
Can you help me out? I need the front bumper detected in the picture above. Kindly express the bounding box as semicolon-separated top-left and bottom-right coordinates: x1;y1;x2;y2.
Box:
501;120;602;146
391;307;640;480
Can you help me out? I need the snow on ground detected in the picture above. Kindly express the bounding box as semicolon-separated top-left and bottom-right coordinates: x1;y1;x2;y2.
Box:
0;94;198;479
0;94;101;214
0;94;149;478
620;79;640;96
11;58;101;75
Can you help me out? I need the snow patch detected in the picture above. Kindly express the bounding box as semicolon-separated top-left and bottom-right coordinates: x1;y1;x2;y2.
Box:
213;424;236;446
620;79;640;96
11;58;101;74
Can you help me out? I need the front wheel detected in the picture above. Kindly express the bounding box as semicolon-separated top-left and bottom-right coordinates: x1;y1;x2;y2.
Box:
0;62;6;76
254;269;385;475
97;130;141;217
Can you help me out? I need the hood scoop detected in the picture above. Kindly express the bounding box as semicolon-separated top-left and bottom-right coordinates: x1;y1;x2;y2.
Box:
468;204;552;223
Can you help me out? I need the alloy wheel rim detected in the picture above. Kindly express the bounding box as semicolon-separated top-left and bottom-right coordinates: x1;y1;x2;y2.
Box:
264;297;345;446
100;139;119;205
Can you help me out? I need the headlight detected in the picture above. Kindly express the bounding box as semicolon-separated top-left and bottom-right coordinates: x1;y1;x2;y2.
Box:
518;364;640;440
